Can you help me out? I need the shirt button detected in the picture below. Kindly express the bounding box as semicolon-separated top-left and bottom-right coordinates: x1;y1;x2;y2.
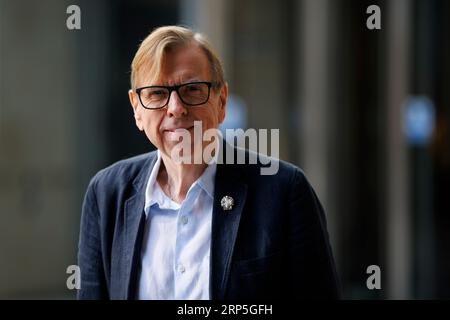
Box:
180;215;189;225
178;264;186;273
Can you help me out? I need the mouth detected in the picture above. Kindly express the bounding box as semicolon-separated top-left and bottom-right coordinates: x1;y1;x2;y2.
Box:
164;126;194;133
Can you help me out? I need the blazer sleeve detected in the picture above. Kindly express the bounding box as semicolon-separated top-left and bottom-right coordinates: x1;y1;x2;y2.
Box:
77;177;109;299
287;168;342;299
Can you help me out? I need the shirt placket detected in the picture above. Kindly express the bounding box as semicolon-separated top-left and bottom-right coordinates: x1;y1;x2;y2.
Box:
173;184;202;299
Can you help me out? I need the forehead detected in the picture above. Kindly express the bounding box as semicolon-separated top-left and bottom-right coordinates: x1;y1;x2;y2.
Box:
145;44;211;86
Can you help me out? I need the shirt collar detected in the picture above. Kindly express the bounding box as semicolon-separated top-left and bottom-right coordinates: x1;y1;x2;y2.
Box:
144;141;219;214
144;150;163;212
196;158;216;199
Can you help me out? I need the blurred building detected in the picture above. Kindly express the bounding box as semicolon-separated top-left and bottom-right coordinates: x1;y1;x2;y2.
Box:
0;0;449;299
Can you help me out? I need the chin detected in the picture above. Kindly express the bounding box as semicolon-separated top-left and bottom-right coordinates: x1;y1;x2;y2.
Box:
165;140;200;163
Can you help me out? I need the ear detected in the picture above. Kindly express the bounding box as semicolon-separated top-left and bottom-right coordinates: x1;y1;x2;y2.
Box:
218;83;228;124
129;89;144;131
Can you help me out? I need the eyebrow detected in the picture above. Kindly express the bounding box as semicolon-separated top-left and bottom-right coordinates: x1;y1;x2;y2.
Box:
152;79;205;87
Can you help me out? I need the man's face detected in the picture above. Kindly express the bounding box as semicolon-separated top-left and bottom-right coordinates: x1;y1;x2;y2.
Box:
129;44;227;159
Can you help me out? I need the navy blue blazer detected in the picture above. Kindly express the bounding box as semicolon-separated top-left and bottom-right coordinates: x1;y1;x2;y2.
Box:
77;142;341;299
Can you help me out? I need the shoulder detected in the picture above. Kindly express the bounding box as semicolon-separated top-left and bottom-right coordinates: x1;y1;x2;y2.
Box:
233;146;307;185
87;151;157;193
223;146;312;199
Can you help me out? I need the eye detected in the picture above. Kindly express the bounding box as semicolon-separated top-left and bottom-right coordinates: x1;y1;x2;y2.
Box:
142;88;168;100
150;89;166;96
186;84;202;91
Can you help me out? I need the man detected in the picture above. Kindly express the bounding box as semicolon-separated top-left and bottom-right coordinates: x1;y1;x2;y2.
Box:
77;25;340;299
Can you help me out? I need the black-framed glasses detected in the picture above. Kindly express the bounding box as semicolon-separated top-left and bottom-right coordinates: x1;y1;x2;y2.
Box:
135;81;215;110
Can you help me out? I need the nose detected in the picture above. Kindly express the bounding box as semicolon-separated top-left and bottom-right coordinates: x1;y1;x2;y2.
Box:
166;90;188;118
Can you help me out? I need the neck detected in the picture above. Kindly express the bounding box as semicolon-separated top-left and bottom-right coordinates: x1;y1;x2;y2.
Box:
157;152;208;204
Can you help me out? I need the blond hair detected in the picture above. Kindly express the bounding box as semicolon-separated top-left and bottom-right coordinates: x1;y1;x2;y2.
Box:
130;25;225;90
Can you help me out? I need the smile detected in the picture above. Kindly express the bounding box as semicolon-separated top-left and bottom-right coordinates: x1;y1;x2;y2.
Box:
165;126;194;132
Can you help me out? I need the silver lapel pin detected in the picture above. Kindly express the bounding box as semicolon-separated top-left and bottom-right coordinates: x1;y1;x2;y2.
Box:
221;195;234;211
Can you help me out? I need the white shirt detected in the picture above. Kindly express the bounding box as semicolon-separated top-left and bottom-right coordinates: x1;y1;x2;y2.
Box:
137;150;217;300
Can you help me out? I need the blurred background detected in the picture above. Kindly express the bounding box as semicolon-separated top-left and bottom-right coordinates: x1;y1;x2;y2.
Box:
0;0;449;299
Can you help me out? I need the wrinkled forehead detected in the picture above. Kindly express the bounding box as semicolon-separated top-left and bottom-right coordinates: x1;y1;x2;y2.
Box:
136;43;212;87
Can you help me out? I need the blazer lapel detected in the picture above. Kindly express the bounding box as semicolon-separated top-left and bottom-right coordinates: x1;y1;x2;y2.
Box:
122;152;158;299
210;141;248;299
119;143;247;300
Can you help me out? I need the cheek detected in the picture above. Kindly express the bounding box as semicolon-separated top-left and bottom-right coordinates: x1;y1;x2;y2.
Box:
214;105;225;125
199;109;217;129
142;113;164;141
205;101;222;125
